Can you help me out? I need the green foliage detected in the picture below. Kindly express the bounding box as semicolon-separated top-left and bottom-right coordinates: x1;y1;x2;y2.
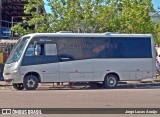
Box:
12;0;160;44
12;0;49;36
153;21;160;43
48;0;154;33
117;0;154;34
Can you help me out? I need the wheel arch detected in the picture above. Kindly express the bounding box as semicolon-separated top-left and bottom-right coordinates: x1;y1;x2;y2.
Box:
24;72;41;83
105;72;120;81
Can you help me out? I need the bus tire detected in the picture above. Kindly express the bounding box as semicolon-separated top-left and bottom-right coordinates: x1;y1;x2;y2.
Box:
13;83;24;90
23;75;39;90
103;74;118;89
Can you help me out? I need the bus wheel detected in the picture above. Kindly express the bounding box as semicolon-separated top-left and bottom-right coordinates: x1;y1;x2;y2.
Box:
103;74;118;89
23;75;39;90
13;83;24;90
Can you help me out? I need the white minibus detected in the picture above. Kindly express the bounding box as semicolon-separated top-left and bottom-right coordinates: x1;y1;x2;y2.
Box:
3;32;157;90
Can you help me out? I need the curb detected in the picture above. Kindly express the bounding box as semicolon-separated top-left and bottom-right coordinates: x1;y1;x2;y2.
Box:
1;79;160;90
0;81;12;86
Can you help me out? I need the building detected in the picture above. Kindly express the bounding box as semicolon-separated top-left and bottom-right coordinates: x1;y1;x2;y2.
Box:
0;0;45;39
0;0;46;67
150;9;160;24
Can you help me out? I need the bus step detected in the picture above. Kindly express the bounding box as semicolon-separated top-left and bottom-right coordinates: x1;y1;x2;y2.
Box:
140;81;153;83
154;80;160;82
118;82;127;85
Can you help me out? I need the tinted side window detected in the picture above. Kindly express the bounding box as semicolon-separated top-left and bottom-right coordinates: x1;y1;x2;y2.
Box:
57;37;86;60
56;37;152;60
94;37;152;58
122;37;152;58
56;37;120;59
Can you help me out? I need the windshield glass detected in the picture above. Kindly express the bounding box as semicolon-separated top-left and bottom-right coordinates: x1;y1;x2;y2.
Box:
6;36;30;64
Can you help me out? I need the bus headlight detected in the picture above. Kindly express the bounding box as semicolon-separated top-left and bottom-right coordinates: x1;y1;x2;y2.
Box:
4;73;11;75
13;69;18;73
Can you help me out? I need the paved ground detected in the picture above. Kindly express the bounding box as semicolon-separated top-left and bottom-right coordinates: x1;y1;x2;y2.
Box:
1;78;160;117
0;88;160;117
1;86;160;108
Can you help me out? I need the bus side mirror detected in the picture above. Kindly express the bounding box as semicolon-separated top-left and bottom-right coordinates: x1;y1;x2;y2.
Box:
159;55;160;57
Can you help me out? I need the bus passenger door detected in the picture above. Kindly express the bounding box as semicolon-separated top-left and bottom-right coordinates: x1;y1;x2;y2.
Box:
41;43;59;82
21;43;59;83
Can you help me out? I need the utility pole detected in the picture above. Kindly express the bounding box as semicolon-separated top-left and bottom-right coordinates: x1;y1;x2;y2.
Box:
35;0;39;31
35;6;38;30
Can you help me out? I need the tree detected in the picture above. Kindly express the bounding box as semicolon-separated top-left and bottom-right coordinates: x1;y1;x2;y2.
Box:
47;0;117;33
48;0;154;34
12;0;156;39
12;0;49;36
153;21;160;43
117;0;154;34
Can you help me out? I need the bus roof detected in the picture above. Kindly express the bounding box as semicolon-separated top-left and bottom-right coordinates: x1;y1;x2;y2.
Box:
23;32;153;38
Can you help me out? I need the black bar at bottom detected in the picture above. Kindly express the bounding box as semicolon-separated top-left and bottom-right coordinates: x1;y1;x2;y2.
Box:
0;108;159;114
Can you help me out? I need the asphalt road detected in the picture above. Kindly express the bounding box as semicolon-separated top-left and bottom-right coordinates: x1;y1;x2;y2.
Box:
1;87;160;108
1;84;160;117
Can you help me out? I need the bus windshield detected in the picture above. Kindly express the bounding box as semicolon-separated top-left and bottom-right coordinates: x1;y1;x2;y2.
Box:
6;36;30;64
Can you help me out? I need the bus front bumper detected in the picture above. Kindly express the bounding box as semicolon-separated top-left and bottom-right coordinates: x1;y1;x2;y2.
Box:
3;71;22;83
3;73;13;82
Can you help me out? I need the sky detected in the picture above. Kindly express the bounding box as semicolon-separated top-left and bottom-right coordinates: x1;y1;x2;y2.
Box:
44;0;160;13
43;0;51;13
152;0;160;10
